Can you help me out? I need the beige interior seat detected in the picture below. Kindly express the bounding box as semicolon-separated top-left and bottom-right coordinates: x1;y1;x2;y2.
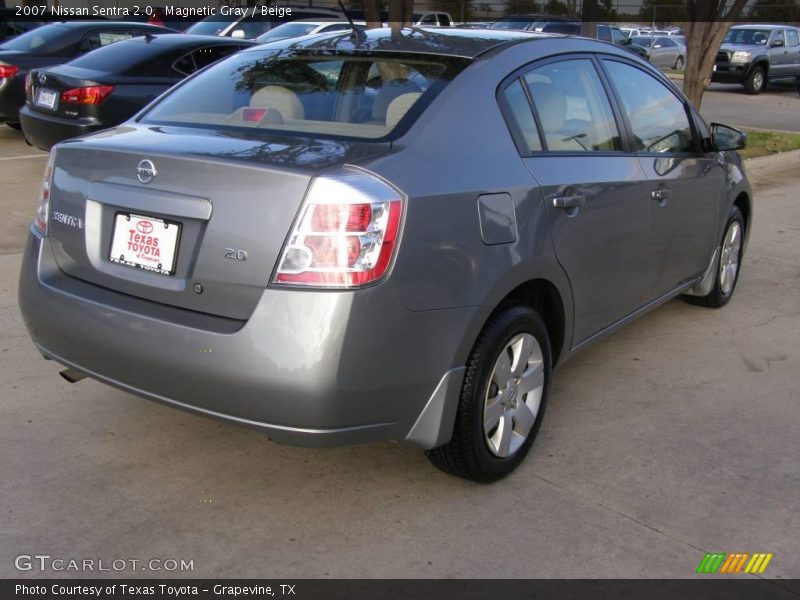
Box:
386;92;422;129
250;85;305;121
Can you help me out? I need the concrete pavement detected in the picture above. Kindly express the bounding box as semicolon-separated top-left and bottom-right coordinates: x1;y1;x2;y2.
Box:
699;83;800;133
0;129;799;580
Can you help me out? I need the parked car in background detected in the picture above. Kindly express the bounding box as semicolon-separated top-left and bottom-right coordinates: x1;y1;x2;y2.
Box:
1;8;43;43
489;14;569;32
631;35;686;69
0;21;173;128
185;7;342;39
123;6;196;31
539;22;650;62
19;28;752;482
713;24;800;94
256;19;363;44
20;34;255;150
412;12;453;26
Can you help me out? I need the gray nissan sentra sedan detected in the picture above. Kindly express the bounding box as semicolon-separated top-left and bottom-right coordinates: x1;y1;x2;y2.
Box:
18;28;752;482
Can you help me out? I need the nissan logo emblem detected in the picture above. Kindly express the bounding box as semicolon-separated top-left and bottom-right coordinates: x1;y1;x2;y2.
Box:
137;160;157;184
39;74;46;84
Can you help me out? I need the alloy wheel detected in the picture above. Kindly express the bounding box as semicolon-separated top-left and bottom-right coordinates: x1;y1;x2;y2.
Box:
483;333;545;458
719;220;742;296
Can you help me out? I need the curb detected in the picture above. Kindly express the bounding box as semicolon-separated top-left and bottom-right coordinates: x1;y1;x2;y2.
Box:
743;148;800;174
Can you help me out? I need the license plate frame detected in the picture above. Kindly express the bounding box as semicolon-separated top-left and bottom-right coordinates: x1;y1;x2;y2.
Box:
108;212;181;276
35;87;58;110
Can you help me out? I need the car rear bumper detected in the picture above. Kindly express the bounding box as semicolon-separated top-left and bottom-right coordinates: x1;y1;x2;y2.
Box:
0;76;25;122
19;231;475;448
19;105;104;150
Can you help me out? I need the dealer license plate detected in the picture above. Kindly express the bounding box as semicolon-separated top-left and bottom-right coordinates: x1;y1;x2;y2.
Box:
108;213;180;275
35;88;58;110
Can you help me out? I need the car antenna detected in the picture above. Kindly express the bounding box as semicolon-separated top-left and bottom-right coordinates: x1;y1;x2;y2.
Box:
336;0;366;44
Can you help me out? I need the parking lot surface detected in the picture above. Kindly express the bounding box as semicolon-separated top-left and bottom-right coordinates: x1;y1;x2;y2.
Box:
700;83;800;132
1;126;799;580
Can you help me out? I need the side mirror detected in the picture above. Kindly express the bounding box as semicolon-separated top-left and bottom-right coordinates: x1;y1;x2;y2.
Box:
230;29;246;39
771;38;784;48
711;123;746;151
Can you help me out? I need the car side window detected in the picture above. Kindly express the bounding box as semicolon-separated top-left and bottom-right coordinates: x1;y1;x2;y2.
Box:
787;29;800;46
499;78;542;154
770;30;785;46
603;61;693;154
440;15;451;26
78;30;133;53
523;59;622;152
611;28;626;44
598;26;611;42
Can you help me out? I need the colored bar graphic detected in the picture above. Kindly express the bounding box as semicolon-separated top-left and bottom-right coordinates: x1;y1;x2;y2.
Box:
697;552;774;574
697;553;727;574
744;553;774;574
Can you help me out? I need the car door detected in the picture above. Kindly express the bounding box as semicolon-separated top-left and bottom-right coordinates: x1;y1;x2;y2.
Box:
502;56;657;345
786;28;800;75
601;58;721;298
650;37;671;68
768;29;789;77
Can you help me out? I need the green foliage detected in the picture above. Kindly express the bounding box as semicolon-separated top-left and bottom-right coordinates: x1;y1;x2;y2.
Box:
639;0;685;24
543;0;570;16
504;0;540;16
748;0;799;22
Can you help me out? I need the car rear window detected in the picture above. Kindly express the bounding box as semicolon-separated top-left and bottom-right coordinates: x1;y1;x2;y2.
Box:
66;37;166;72
141;50;467;140
0;23;67;51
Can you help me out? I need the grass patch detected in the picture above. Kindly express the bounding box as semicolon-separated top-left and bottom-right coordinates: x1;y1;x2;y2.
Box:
739;129;800;160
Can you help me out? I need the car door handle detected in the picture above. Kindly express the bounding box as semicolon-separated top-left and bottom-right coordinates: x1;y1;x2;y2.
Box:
552;195;586;209
651;189;672;202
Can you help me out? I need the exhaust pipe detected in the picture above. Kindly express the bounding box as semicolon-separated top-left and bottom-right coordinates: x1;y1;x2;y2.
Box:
59;368;87;384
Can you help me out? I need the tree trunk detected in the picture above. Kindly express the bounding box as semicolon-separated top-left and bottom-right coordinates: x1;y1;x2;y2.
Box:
682;0;748;108
363;0;383;29
388;0;413;29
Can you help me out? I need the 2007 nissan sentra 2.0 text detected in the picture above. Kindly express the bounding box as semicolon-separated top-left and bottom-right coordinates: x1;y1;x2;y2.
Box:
18;28;753;482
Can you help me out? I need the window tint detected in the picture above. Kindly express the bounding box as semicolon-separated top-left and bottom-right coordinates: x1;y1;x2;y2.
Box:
79;30;134;53
0;23;67;51
611;28;626;44
604;61;693;153
524;59;621;152
143;53;463;140
598;26;611;42
69;38;165;73
173;44;243;75
787;29;799;46
440;15;451;26
500;79;542;153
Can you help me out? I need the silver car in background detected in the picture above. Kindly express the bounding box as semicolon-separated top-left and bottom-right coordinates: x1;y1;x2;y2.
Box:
19;29;752;482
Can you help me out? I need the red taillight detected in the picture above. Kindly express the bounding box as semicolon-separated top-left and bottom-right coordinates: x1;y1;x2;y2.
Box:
274;169;404;288
34;150;56;236
0;64;19;79
60;85;115;105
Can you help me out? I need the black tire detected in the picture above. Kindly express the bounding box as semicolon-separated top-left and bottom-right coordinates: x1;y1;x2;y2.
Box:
6;122;21;130
743;66;765;95
685;206;745;309
426;305;552;483
674;56;684;70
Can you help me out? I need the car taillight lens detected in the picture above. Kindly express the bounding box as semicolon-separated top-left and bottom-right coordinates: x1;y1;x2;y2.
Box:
34;149;56;236
60;85;114;105
274;168;404;288
0;63;19;79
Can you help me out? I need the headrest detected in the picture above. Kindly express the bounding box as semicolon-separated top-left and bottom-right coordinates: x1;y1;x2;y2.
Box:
250;85;305;120
386;92;422;129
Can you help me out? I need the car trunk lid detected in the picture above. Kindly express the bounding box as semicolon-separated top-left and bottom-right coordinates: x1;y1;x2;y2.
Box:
47;124;391;319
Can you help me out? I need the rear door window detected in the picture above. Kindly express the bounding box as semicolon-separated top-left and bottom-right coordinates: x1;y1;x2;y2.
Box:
603;60;693;153
499;78;542;154
523;59;622;152
142;51;466;140
787;29;799;46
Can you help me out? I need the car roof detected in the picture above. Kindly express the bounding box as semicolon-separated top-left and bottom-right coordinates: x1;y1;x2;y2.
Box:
252;27;547;58
732;24;794;30
121;33;257;47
